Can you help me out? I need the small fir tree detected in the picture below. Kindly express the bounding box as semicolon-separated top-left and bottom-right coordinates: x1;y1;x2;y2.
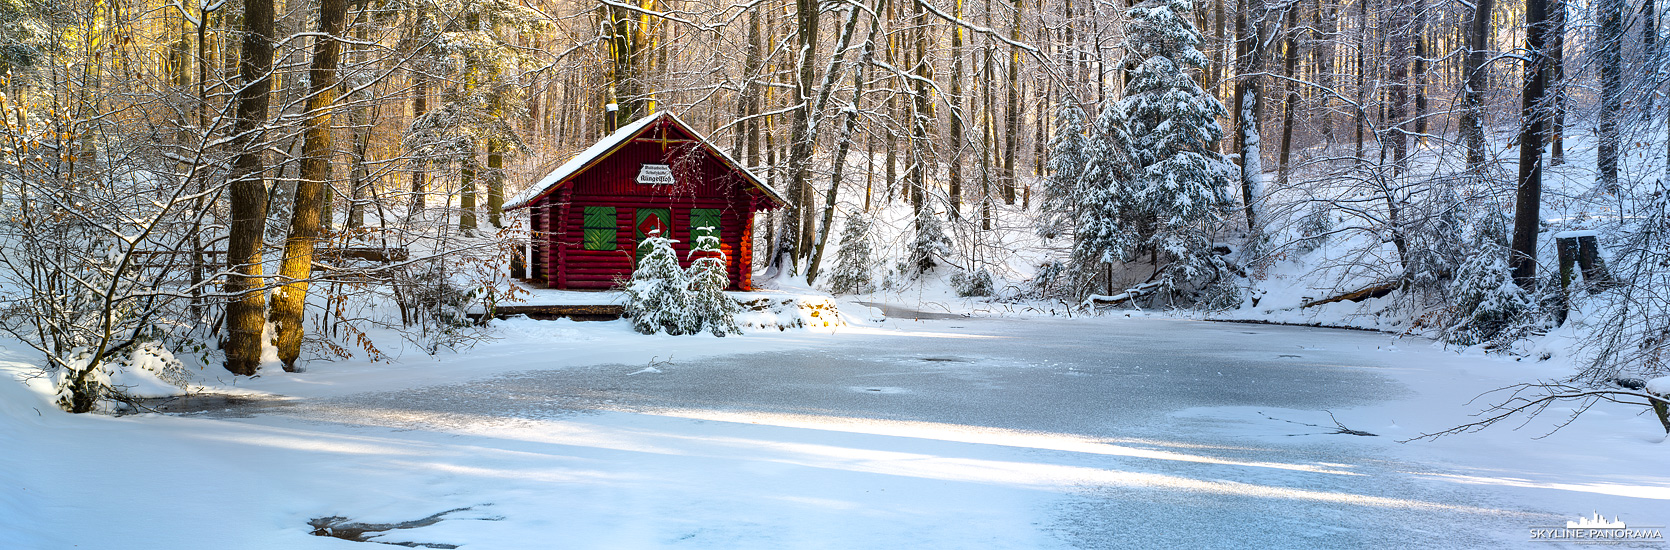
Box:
1075;104;1142;293
828;212;876;294
685;235;741;337
910;206;953;275
1445;214;1532;346
1040;102;1091;240
622;235;692;335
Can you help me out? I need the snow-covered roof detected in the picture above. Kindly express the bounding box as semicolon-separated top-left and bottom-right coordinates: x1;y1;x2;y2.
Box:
506;111;789;210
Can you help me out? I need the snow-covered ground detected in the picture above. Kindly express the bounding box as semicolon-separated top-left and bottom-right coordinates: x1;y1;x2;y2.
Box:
3;313;1665;549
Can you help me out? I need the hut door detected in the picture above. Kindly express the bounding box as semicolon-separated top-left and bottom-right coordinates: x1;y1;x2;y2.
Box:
634;208;671;243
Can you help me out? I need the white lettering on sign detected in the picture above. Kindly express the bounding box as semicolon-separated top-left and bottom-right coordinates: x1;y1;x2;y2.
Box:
637;164;675;186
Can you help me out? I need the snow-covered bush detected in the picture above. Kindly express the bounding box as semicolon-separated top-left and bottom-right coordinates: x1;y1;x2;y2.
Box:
1031;260;1069;297
951;268;996;297
827;212;875;295
392;257;482;354
54;340;192;412
1444;218;1532;347
1294;202;1332;255
622;235;693;335
1403;187;1468;293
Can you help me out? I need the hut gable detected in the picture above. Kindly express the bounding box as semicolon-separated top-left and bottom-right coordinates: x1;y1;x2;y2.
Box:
509;112;786;291
506;111;786;210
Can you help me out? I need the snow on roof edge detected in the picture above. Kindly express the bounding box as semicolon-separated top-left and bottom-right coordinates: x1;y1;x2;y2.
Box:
505;111;789;210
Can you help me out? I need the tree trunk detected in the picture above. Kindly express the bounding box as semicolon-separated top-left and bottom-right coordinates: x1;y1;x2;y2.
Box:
1512;0;1551;287
1314;0;1334;146
270;0;348;372
1550;0;1566;165
459;154;478;232
410;72;428;211
1277;5;1298;187
783;0;821;271
1461;0;1492;168
346;1;371;230
981;0;995;229
808;0;883;283
1353;0;1366;160
1412;0;1427;148
948;0;965;218
909;0;934;215
1234;0;1263;230
1597;0;1622;191
1002;0;1022;205
487;141;505;228
223;0;276;376
1386;2;1409;171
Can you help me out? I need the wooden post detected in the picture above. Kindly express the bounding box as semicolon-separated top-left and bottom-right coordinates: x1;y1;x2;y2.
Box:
1576;235;1613;291
1555;236;1578;325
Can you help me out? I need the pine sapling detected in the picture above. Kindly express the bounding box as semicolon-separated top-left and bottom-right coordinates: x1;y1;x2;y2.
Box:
828;212;875;294
685;234;741;336
622;235;693;335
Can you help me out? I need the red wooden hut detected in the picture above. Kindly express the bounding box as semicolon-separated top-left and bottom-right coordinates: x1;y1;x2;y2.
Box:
506;112;788;290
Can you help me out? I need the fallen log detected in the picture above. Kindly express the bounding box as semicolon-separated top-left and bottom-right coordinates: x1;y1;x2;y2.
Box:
1300;281;1401;308
466;304;625;321
1082;281;1165;307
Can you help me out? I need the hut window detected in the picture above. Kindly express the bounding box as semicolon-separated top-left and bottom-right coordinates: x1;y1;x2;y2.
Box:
689;208;722;251
583;206;617;251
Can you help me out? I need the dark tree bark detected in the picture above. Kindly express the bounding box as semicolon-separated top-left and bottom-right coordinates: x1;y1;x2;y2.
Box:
1386;2;1410;171
1277;4;1298;187
410;72;428;211
1002;0;1021;205
1234;0;1264;230
1512;0;1553;287
1353;0;1366;160
948;0;965;218
459;154;477;232
270;0;348;372
222;0;276;376
487;141;504;228
1550;0;1566;165
1412;0;1427;147
1597;0;1623;191
1462;0;1492;168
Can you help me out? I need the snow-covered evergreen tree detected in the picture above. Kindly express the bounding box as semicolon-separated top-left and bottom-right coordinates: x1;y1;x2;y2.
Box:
828;212;875;294
1445;214;1532;347
1114;0;1236;297
622;235;692;335
1040;102;1091;240
909;206;953;275
684;236;741;337
1075;104;1141;287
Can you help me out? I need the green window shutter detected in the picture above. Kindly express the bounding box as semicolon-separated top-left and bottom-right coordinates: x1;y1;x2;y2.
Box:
583;207;616;251
689;208;722;251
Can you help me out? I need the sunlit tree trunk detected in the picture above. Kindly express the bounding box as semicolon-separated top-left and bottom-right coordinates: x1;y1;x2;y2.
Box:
223;0;276;375
270;0;347;372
